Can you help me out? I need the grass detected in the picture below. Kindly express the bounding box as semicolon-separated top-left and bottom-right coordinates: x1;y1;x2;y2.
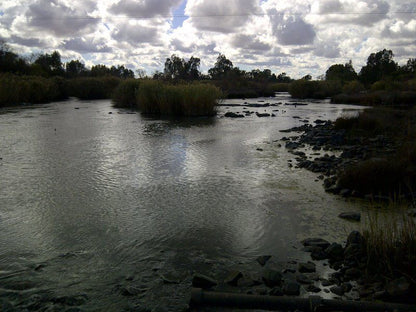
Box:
136;80;222;116
289;80;342;99
67;76;121;100
336;107;416;197
112;78;140;108
363;208;416;284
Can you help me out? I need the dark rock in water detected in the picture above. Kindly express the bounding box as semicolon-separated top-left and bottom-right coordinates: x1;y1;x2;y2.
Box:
314;119;326;124
310;247;328;260
338;212;361;222
325;243;344;261
256;255;272;266
346;231;364;246
256;148;263;151
283;282;300;295
298;262;316;273
306;285;321;293
256;112;271;117
108;112;113;114
262;269;283;287
269;287;283;296
296;274;313;284
285;141;300;149
386;277;410;297
301;238;330;249
321;279;333;287
52;295;88;306
237;276;262;287
224;112;244;118
330;285;345;296
224;271;243;286
192;274;217;289
342;282;353;293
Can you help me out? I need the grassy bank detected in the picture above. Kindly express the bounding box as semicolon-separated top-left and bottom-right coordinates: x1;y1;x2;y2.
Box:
113;80;223;116
335;107;416;197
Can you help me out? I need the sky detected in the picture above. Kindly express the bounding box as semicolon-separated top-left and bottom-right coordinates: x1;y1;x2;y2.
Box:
0;0;415;78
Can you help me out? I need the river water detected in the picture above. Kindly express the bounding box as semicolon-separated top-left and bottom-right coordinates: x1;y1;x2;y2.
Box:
0;93;366;311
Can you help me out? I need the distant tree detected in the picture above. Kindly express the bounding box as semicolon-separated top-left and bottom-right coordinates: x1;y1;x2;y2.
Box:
34;51;64;76
65;60;87;78
91;64;111;77
359;49;398;84
301;74;312;81
110;65;134;79
404;58;416;74
249;69;276;82
185;56;201;80
164;54;201;80
136;69;147;78
153;70;165;80
208;54;233;80
0;41;29;74
277;72;292;83
326;61;358;82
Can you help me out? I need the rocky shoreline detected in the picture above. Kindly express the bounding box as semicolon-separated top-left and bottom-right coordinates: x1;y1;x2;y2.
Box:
279;119;405;200
189;230;414;310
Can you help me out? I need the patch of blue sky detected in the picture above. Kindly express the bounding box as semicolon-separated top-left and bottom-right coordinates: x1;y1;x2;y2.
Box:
171;0;187;29
0;10;4;16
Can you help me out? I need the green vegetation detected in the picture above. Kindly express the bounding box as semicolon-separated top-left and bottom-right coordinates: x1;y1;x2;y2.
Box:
363;210;416;284
335;107;416;196
66;76;121;100
112;79;141;108
136;81;222;116
289;80;342;99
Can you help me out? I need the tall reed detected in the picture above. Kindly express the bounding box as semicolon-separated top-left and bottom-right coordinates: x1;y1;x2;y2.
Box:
136;80;222;116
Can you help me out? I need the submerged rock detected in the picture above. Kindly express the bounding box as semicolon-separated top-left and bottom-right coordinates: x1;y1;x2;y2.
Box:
301;238;330;249
262;269;283;287
192;274;217;289
224;112;244;118
256;255;272;266
338;212;361;222
298;262;316;273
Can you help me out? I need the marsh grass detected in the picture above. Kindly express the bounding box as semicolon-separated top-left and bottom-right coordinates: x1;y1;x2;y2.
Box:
67;76;121;100
363;208;416;282
137;80;222;116
112;79;140;108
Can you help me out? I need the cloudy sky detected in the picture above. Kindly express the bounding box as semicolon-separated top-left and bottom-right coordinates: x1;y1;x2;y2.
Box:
0;0;415;78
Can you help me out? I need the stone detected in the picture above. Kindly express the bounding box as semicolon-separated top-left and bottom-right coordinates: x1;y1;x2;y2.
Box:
306;285;321;293
283;282;300;296
386;277;410;297
256;255;272;266
262;269;283;288
298;262;316;273
256;112;271;117
224;271;243;286
301;238;330;249
192;274;217;289
224;112;244;118
325;243;344;261
296;274;313;284
269;287;283;296
338;212;361;222
310;247;328;260
347;231;364;246
330;285;345;296
321;279;333;287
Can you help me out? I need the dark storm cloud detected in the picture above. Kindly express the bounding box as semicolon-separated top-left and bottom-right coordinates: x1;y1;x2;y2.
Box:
9;35;45;47
26;0;99;37
109;0;182;17
270;12;316;46
231;34;272;51
62;37;112;53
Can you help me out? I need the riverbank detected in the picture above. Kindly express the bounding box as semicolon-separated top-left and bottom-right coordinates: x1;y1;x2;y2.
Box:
280;106;416;200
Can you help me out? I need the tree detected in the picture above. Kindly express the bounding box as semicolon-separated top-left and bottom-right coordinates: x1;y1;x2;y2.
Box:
301;74;312;81
65;60;87;78
326;61;357;82
91;64;111;77
185;56;201;80
0;41;29;74
359;49;398;84
208;54;233;80
404;58;416;74
34;51;64;76
164;54;186;80
277;72;292;83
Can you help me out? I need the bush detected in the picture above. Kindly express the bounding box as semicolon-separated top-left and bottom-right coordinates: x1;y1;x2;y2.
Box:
0;73;67;106
343;80;365;94
112;79;140;108
289;80;342;99
137;81;222;116
67;76;121;100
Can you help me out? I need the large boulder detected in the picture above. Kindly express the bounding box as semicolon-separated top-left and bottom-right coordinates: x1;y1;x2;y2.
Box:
301;238;330;249
262;269;283;288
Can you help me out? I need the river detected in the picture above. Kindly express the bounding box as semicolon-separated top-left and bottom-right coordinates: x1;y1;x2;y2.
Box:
0;93;366;311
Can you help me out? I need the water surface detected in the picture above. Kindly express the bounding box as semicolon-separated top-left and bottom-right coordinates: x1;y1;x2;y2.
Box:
0;94;367;310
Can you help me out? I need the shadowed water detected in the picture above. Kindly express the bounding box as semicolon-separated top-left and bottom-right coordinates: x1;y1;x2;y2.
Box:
0;94;367;310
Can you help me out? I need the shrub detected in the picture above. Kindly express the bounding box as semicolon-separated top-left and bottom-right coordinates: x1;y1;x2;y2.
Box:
343;80;365;94
67;76;121;100
137;81;222;116
289;80;341;99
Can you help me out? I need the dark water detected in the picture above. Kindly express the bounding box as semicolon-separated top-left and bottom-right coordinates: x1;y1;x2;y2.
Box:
0;94;365;310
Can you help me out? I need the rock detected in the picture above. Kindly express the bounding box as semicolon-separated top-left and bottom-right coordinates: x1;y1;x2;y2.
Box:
256;255;272;266
296;274;313;284
224;271;243;286
256;148;263;151
344;268;361;279
310;247;328;260
321;279;333;287
192;274;217;289
325;243;344;261
338;212;361;222
344;244;362;260
52;295;88;306
269;287;283;296
224;112;244;118
306;285;321;293
386;277;410;297
262;269;283;288
237;276;261;287
298;262;316;273
342;282;353;293
283;282;300;296
330;285;345;296
301;238;330;249
256;112;271;117
346;231;364;246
